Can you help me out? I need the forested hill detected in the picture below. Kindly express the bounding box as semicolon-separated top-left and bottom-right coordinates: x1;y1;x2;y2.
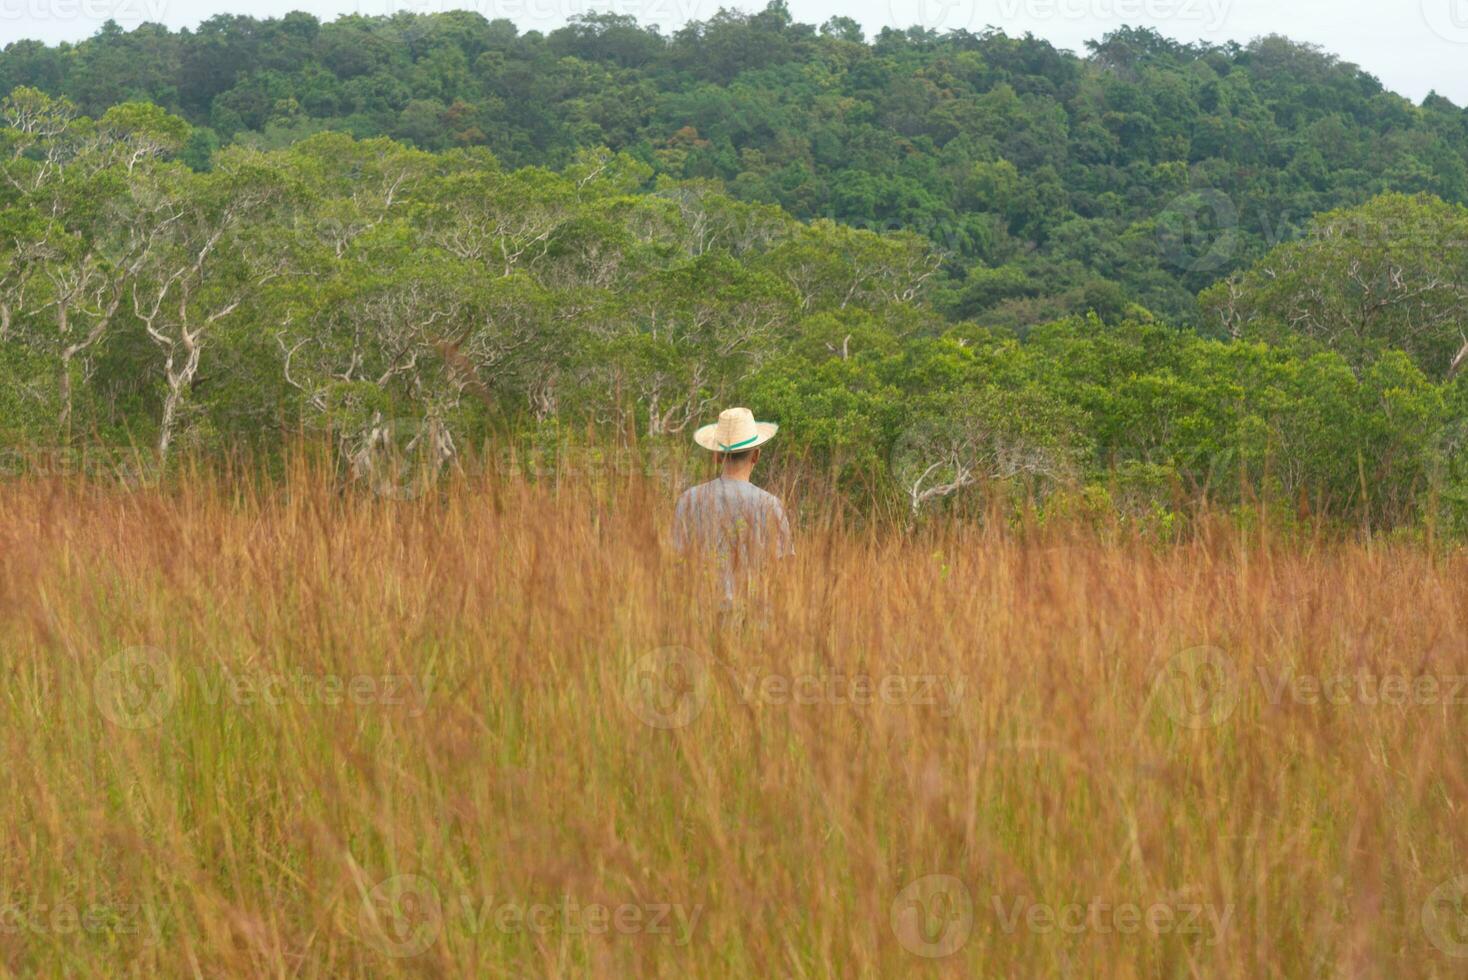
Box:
4;6;1468;327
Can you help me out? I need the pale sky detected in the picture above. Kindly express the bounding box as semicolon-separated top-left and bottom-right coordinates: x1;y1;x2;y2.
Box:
3;0;1467;105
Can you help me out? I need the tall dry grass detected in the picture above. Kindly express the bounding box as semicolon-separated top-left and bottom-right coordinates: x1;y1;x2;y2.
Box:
0;453;1465;977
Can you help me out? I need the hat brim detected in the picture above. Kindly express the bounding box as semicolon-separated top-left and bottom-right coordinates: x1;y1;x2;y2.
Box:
693;421;778;453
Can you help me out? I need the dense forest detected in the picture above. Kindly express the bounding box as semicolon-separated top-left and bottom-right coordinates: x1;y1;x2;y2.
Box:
1;7;1466;530
5;7;1468;326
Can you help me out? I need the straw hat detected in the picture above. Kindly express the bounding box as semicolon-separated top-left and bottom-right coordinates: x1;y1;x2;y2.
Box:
693;407;779;453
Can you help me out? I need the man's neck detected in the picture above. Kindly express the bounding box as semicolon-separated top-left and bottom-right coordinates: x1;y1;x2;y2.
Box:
720;465;754;483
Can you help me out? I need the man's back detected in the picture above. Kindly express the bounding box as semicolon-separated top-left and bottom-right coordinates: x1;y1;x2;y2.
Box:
672;478;792;599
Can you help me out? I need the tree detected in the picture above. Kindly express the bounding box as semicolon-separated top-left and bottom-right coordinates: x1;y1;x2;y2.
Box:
891;384;1086;516
129;152;285;458
1201;194;1468;381
762;220;940;315
0;90;193;438
592;252;794;436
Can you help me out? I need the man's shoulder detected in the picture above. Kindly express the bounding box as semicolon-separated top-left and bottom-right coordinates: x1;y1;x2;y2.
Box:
730;481;786;517
677;480;717;503
677;479;784;509
675;480;718;517
746;483;785;508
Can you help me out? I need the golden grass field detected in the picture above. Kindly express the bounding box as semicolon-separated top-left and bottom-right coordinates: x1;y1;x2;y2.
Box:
1;453;1466;977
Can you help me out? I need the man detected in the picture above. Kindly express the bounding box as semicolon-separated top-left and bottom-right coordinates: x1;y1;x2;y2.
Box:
672;407;792;605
